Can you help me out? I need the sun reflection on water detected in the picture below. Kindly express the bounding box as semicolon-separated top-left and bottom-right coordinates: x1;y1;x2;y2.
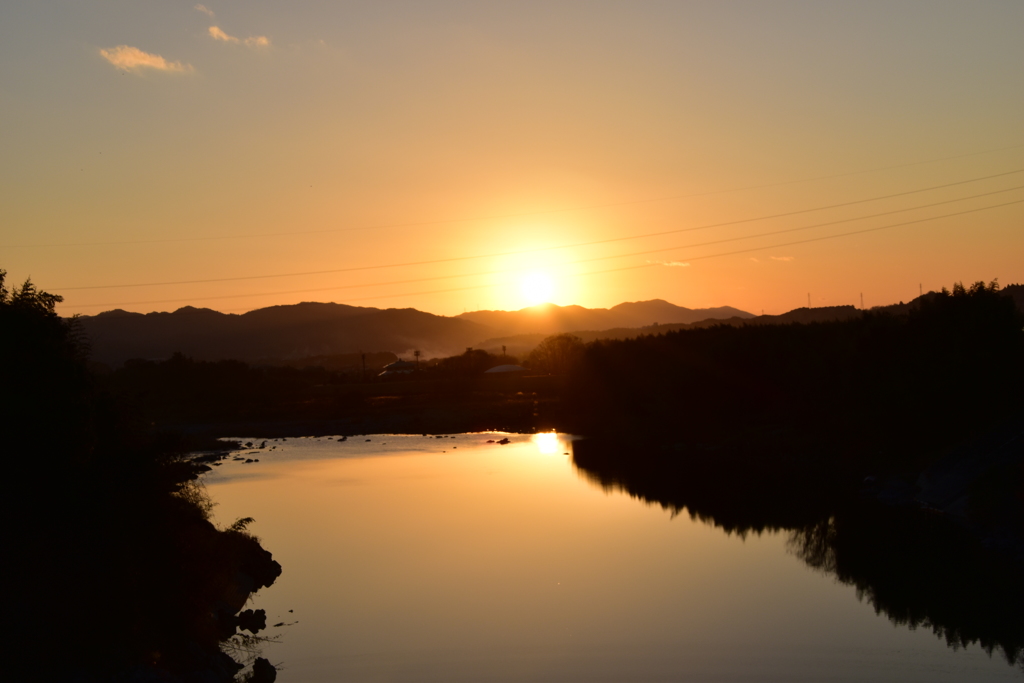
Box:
532;432;561;455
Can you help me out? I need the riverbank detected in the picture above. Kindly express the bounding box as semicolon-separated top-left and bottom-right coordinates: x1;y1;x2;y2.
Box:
2;274;284;682
11;453;284;683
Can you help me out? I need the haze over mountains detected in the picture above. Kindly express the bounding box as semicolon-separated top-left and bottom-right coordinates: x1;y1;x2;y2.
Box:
77;300;753;366
76;286;1023;367
457;301;751;335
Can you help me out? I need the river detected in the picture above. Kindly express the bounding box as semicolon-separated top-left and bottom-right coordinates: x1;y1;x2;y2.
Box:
204;432;1018;682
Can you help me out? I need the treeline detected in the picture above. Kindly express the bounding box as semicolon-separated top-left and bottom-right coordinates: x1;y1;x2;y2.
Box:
2;271;280;682
567;281;1024;556
566;281;1023;461
105;353;351;424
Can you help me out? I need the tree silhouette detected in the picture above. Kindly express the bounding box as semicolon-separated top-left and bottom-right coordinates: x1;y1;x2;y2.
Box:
526;333;585;375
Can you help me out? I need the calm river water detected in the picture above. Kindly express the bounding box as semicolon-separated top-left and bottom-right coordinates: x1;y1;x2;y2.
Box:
204;433;1017;682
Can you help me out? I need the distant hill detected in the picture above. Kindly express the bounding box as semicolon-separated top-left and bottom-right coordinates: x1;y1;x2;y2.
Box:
457;300;753;336
475;286;1024;357
75;298;753;367
75;286;1020;367
473;308;859;357
78;302;490;366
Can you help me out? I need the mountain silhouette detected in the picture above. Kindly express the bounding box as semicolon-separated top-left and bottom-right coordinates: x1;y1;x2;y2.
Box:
79;302;490;366
76;299;752;366
456;300;753;336
81;287;1022;368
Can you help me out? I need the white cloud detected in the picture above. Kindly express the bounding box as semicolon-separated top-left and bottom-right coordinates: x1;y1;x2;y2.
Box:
99;45;192;73
208;25;238;43
770;256;795;262
648;260;690;267
208;25;270;47
194;4;215;17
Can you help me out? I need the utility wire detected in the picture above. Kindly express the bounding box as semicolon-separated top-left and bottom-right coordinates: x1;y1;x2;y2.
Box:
54;168;1024;291
8;143;1023;250
57;184;1024;306
569;184;1024;267
62;196;1023;310
579;198;1024;277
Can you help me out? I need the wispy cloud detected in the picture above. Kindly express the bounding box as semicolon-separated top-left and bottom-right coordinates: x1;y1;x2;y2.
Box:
208;25;270;47
99;45;192;73
770;256;795;262
648;260;690;267
208;26;236;42
194;4;215;18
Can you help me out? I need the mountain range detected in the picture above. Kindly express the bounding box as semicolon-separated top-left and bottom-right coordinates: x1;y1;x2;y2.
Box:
76;285;1024;367
77;299;753;366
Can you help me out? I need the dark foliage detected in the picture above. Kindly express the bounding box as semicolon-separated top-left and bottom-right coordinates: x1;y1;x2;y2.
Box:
566;280;1024;462
524;333;585;375
431;348;517;376
2;270;280;682
101;353;559;437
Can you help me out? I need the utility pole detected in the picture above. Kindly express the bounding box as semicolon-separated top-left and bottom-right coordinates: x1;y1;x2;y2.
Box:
860;292;864;309
502;345;506;358
414;349;421;369
807;293;811;308
919;283;923;297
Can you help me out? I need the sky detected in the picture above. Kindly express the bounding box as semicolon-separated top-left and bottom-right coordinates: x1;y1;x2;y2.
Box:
2;1;1022;317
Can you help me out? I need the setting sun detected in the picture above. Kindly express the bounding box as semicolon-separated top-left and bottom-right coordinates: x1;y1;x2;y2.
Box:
520;272;555;306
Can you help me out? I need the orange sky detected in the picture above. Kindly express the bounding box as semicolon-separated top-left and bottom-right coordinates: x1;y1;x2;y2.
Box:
2;2;1022;317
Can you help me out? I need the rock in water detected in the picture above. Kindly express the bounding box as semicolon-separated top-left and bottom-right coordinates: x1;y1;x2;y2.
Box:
250;657;277;683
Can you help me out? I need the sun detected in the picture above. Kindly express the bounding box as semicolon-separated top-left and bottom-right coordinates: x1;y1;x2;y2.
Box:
520;272;554;306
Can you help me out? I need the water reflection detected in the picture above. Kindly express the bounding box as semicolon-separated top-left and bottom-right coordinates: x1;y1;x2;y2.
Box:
571;438;1024;672
205;433;1020;681
790;511;1023;669
533;431;564;454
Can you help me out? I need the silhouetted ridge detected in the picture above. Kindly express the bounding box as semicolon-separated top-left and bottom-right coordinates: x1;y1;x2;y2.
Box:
79;301;491;365
457;299;753;336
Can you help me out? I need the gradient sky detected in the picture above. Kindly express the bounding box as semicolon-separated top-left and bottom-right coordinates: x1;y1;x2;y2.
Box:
2;1;1022;317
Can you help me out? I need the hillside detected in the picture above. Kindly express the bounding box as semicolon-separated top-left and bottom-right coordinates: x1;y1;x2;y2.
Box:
75;299;752;367
79;302;490;366
457;300;753;336
475;287;1024;357
476;306;866;356
76;286;1020;367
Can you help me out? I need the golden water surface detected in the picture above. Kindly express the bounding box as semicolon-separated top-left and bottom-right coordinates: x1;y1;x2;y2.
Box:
205;433;1016;682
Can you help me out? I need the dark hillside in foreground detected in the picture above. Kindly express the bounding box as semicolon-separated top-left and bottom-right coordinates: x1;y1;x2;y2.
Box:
3;271;281;682
566;282;1024;451
565;282;1024;560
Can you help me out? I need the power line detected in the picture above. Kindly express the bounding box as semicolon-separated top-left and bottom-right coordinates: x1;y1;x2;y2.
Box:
56;184;1024;307
578;198;1024;278
54;168;1024;292
7;142;1023;250
569;184;1024;267
62;197;1023;310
